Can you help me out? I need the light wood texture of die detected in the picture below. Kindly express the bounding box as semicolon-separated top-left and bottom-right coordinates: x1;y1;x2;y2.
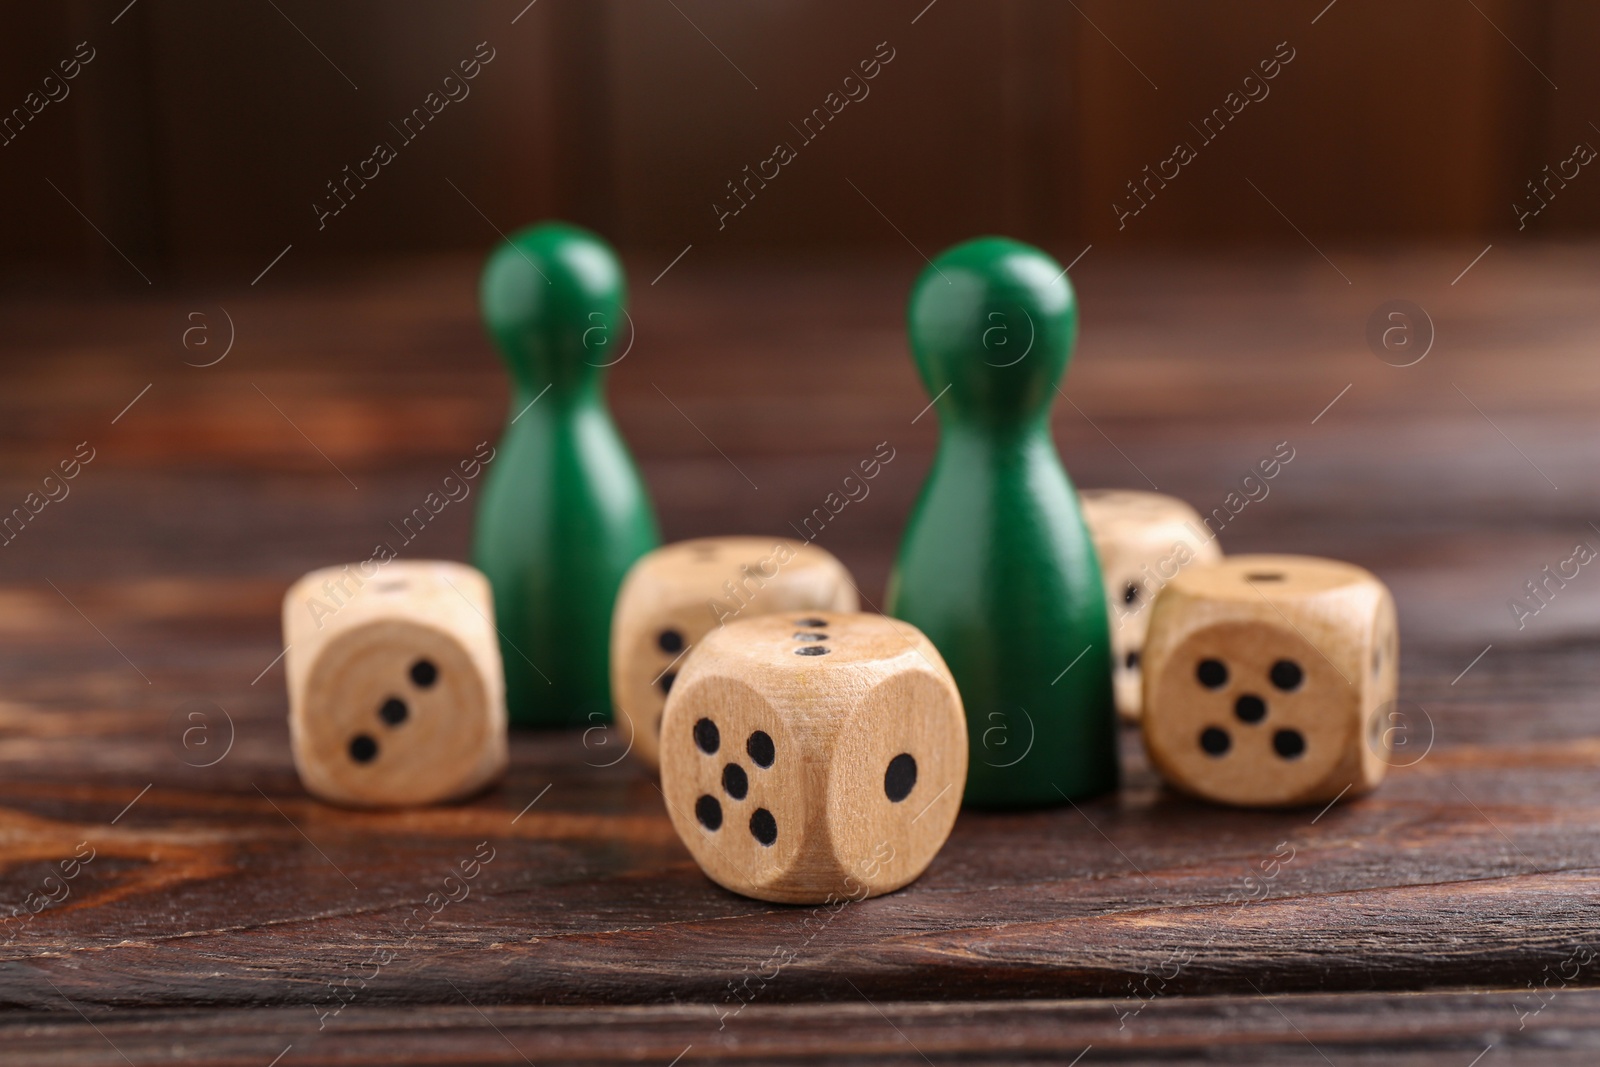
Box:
1141;554;1398;809
610;537;858;771
283;561;508;808
659;611;966;904
1080;489;1223;721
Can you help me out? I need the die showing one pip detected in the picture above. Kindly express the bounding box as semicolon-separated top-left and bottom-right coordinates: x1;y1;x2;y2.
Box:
659;612;966;904
610;537;857;770
1141;555;1398;808
1080;490;1223;721
283;561;508;808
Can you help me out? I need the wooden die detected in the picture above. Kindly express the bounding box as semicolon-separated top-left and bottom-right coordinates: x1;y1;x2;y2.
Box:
659;612;966;904
610;537;857;770
283;561;508;808
1080;489;1222;720
1141;555;1398;808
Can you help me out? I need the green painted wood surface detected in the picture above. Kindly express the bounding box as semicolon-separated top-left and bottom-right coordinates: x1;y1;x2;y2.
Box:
472;222;660;727
886;237;1117;807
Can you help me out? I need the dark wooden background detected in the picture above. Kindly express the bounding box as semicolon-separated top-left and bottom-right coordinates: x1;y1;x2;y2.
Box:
4;0;1600;282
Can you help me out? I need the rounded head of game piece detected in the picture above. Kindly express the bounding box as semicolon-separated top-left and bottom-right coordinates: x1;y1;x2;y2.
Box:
479;221;627;390
907;236;1077;428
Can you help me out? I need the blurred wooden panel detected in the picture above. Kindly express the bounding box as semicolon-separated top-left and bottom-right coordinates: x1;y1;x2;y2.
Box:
145;0;559;268
602;0;1054;252
0;0;560;281
0;5;105;270
1535;0;1600;232
0;0;1594;278
1071;0;1547;243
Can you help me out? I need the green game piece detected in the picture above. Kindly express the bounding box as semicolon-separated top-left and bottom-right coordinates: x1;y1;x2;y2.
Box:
885;236;1117;807
472;222;660;728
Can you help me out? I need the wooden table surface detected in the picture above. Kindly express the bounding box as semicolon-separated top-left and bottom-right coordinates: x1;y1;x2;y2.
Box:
4;244;1600;1064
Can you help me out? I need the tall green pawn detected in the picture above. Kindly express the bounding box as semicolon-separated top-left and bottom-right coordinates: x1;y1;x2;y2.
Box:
886;237;1117;806
472;222;660;727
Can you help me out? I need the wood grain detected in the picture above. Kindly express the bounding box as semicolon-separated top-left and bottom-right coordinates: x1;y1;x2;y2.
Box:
2;245;1599;1060
4;988;1597;1066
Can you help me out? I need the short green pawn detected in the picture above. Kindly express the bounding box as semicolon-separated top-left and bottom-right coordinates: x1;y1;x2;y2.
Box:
472;222;660;728
886;236;1117;806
